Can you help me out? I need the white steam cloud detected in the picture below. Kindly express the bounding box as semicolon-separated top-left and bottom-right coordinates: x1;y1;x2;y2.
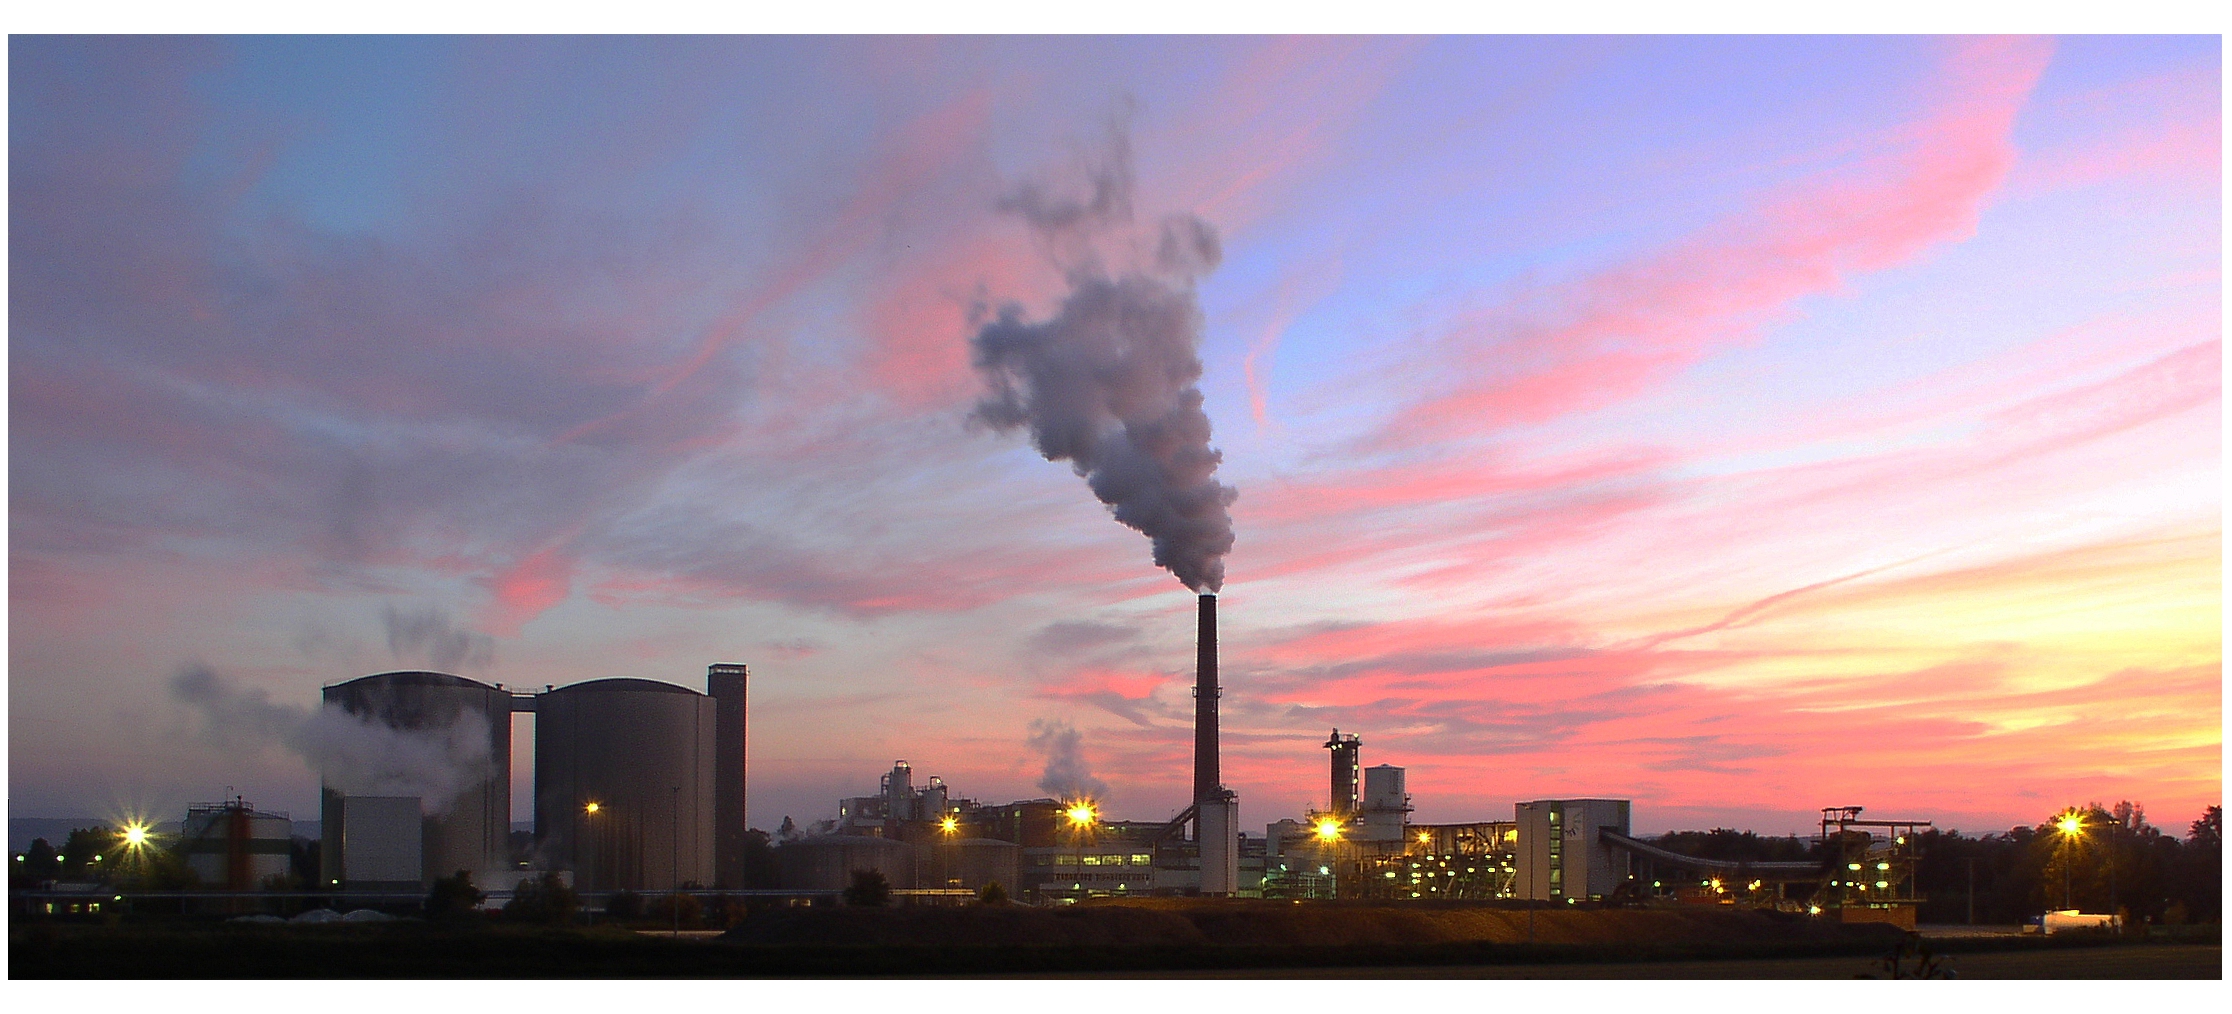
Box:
381;604;495;671
1027;718;1109;802
169;664;493;813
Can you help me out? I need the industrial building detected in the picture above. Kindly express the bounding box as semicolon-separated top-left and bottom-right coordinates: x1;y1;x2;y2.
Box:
792;760;1277;901
319;663;749;893
774;600;1258;902
1260;730;1526;901
1515;798;1632;902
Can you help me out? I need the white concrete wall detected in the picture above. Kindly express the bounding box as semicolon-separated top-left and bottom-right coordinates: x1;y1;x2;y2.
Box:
1198;797;1239;895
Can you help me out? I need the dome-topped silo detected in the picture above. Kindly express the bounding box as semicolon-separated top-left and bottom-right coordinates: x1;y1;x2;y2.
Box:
535;678;716;892
318;671;512;889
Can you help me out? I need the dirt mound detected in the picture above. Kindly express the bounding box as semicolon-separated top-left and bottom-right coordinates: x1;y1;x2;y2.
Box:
723;901;1906;952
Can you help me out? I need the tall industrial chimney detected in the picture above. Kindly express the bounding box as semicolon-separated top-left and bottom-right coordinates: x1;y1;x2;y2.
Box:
1190;592;1239;895
1325;729;1361;816
708;663;749;889
1193;593;1218;803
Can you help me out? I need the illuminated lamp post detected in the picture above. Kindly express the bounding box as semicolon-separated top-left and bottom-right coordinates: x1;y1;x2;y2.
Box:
2055;810;2084;911
110;821;152;898
669;785;680;937
1313;816;1344;899
1065;801;1097;902
582;801;603;896
939;815;960;898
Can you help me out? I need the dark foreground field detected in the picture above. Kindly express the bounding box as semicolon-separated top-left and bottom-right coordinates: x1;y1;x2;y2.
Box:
1079;945;2223;979
12;901;2221;978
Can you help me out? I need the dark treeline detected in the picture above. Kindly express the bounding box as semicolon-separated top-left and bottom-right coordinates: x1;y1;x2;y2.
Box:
1654;802;2221;925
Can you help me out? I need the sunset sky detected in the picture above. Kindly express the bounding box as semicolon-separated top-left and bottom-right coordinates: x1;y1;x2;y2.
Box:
8;35;2220;838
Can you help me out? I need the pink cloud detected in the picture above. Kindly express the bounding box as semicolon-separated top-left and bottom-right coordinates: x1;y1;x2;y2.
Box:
859;229;1060;414
481;545;576;637
1153;37;1419;235
1368;37;2054;450
2009;62;2222;196
1194;513;2218;829
1240;257;1344;432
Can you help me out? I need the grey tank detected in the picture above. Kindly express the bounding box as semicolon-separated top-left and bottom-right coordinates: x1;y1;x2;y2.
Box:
535;678;716;892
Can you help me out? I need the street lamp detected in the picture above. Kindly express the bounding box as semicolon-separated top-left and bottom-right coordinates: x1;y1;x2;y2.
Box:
1310;818;1346;899
1064;801;1096;902
939;814;960;896
581;801;603;896
2056;808;2123;928
2055;809;2084;911
670;786;680;937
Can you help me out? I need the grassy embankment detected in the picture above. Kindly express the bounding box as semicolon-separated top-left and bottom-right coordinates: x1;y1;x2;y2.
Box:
11;899;2220;978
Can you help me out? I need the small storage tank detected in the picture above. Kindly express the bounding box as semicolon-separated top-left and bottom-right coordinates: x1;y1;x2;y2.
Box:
536;678;716;892
918;777;949;822
179;799;292;890
319;671;511;888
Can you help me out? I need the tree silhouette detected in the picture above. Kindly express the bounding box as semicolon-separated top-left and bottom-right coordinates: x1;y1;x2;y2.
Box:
844;868;891;907
501;871;580;924
424;870;483;920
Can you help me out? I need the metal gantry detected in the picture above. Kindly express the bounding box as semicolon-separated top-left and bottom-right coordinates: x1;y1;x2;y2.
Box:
1815;805;1932;925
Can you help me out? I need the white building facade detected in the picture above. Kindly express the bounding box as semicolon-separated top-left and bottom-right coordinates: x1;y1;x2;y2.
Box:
1515;798;1631;902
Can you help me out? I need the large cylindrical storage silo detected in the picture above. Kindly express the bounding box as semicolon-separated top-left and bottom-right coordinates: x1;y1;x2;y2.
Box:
536;678;716;893
317;671;512;889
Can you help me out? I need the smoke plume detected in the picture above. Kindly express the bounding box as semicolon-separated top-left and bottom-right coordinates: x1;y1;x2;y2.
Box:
382;604;495;671
970;120;1238;592
169;664;493;813
1026;718;1109;801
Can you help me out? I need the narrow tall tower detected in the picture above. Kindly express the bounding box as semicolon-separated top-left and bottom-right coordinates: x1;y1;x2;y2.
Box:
707;663;749;889
1192;592;1239;896
1192;593;1218;803
1325;729;1361;816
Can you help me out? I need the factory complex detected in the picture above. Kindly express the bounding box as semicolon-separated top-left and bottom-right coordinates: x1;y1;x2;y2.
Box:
316;666;750;895
54;592;1931;932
